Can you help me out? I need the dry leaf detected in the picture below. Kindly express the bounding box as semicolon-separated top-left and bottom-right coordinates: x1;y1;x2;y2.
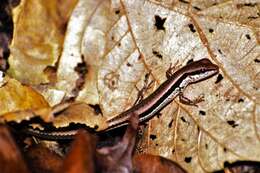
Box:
3;0;260;172
58;130;96;173
0;75;49;115
51;102;107;130
96;112;139;173
8;0;77;84
53;0;260;172
25;144;63;173
0;102;107;132
56;0;106;99
133;154;187;173
0;125;29;173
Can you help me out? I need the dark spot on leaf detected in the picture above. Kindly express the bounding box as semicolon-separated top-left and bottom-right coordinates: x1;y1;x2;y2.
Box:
74;62;88;75
224;148;227;152
155;143;159;146
73;60;88;95
43;66;57;82
172;149;175;153
138;55;142;60
209;28;214;33
94;125;99;130
184;157;192;163
150;134;157;140
118;42;121;47
152;50;163;59
52;106;68;117
111;35;114;41
115;9;120;15
156;112;162;118
247;16;258;19
244;3;257;7
186;59;194;65
181;138;185;142
126;62;132;67
245;34;251;40
215;74;223;84
225;98;230;102
205;144;208;149
145;72;150;78
104;72;120;90
154;15;166;31
238;98;244;102
89;104;102;115
180;116;187;123
168;119;173;128
188;23;196;33
227;120;239;128
61;21;68;35
179;0;189;4
199;110;206;116
218;49;223;54
227;120;235;125
224;161;231;167
193;6;201;11
254;58;260;63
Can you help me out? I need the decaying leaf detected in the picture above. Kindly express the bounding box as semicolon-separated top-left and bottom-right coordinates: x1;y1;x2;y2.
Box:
52;0;260;172
8;0;77;84
0;102;107;132
223;162;260;173
58;130;96;173
56;0;106;99
51;102;107;130
25;144;63;173
96;112;139;173
133;154;187;173
3;0;260;172
0;75;49;116
195;1;260;32
0;125;29;173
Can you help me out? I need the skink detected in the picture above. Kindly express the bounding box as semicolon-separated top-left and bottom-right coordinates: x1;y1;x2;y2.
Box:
25;58;219;140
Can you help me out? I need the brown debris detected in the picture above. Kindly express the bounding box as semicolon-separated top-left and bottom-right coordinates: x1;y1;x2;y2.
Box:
133;154;187;173
0;125;29;173
96;112;139;173
224;162;260;173
25;144;63;173
0;115;259;173
58;130;96;173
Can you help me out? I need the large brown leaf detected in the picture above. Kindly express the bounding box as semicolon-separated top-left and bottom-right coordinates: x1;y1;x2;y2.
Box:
53;0;260;172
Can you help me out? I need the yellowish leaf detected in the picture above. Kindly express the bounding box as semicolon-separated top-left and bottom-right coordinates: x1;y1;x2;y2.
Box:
52;102;107;130
0;102;107;131
8;0;77;84
0;75;49;115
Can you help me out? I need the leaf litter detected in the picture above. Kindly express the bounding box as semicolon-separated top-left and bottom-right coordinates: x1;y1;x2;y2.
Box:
0;0;260;172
